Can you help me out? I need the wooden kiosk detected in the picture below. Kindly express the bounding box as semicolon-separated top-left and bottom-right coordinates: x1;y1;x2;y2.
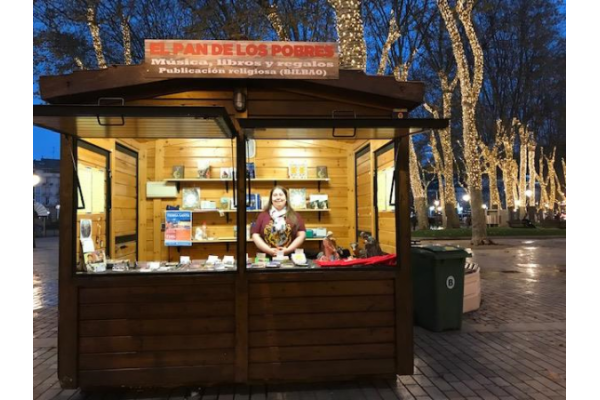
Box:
34;43;446;389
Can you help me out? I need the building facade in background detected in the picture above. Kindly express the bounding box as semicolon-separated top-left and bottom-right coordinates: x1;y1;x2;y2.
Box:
33;158;60;220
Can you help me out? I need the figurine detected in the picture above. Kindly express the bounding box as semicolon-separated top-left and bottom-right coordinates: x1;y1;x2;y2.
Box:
359;231;386;258
320;231;340;261
350;242;361;258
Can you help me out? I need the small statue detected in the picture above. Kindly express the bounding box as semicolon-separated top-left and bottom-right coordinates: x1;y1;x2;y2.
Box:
359;231;386;258
350;242;360;258
320;231;340;261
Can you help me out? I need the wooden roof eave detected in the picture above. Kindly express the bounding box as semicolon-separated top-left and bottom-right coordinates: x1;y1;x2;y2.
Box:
39;65;424;110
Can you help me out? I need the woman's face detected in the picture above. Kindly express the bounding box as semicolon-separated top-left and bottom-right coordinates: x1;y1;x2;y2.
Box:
271;189;287;210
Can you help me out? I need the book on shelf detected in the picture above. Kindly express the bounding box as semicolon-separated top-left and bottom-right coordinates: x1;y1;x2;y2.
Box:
172;165;185;179
246;193;261;210
219;197;230;210
316;166;328;179
197;160;210;179
246;162;256;179
181;188;201;210
220;167;234;179
289;188;307;209
309;194;329;210
288;160;308;179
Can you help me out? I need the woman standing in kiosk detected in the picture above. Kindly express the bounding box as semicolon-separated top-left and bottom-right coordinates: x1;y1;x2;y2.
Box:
251;186;306;256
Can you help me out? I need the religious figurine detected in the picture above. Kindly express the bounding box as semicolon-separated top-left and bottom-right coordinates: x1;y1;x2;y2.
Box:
320;231;340;261
350;242;361;258
359;231;386;258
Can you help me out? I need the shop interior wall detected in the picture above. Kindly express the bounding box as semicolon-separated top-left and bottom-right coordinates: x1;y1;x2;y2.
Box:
76;146;108;266
351;140;397;254
141;138;351;262
76;138;145;265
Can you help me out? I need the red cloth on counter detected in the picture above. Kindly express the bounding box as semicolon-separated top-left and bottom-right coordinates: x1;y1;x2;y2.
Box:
317;254;397;267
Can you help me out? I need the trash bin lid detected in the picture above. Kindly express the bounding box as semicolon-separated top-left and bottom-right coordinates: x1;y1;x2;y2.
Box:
411;245;470;259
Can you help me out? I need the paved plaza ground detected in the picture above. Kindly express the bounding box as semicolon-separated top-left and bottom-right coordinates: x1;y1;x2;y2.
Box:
33;237;566;399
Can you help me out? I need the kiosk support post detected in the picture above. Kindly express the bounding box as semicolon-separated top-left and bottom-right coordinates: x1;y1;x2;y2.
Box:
235;130;249;382
395;133;414;375
58;134;78;388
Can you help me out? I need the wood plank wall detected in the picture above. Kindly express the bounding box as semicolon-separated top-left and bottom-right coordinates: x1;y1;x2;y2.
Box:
247;273;396;382
114;146;138;261
376;146;396;254
76;139;144;262
77;277;236;387
351;140;398;253
76;146;108;268
355;146;373;237
142;138;351;261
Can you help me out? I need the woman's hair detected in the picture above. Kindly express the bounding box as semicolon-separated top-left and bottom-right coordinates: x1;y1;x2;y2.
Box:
263;185;299;225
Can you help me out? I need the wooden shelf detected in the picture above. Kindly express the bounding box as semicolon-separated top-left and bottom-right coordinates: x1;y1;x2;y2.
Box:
165;178;231;182
165;178;329;183
186;209;331;213
191;238;323;244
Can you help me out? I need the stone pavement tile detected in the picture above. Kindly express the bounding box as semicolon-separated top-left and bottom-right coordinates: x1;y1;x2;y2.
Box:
422;385;447;399
513;382;538;394
461;379;485;391
533;376;564;392
483;384;512;397
528;392;552;400
472;374;494;386
524;380;558;396
441;373;460;383
413;375;434;387
429;377;453;392
501;385;533;400
441;390;464;399
387;378;416;400
35;388;62;400
405;384;429;397
417;366;438;378
489;377;511;387
448;382;477;397
399;375;417;385
474;389;500;400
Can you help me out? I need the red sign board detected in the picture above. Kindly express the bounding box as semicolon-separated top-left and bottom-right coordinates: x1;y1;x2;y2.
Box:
144;40;339;79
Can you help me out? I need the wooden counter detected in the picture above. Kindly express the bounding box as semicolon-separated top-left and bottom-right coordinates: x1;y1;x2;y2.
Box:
67;267;406;388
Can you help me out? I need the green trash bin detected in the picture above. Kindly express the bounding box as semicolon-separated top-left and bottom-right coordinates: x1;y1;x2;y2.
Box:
411;245;470;332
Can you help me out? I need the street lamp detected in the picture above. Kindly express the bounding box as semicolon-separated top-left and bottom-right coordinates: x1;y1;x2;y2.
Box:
434;199;440;207
462;194;470;202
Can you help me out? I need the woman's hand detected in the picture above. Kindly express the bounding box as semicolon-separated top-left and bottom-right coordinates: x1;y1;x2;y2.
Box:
269;248;279;257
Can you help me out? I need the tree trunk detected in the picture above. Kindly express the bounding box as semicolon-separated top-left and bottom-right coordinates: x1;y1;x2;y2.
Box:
437;0;489;245
409;137;429;231
439;74;461;228
86;5;107;69
517;122;528;218
423;73;461;229
329;0;367;70
470;186;488;244
414;196;430;231
377;11;400;75
258;0;290;41
527;142;536;211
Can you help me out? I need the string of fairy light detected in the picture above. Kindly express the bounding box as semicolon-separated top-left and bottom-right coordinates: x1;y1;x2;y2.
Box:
377;10;400;75
328;0;367;70
121;13;133;65
437;0;484;191
264;1;290;41
86;6;107;69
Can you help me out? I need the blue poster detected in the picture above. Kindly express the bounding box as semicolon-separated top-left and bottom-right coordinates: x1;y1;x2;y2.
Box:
164;210;192;246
